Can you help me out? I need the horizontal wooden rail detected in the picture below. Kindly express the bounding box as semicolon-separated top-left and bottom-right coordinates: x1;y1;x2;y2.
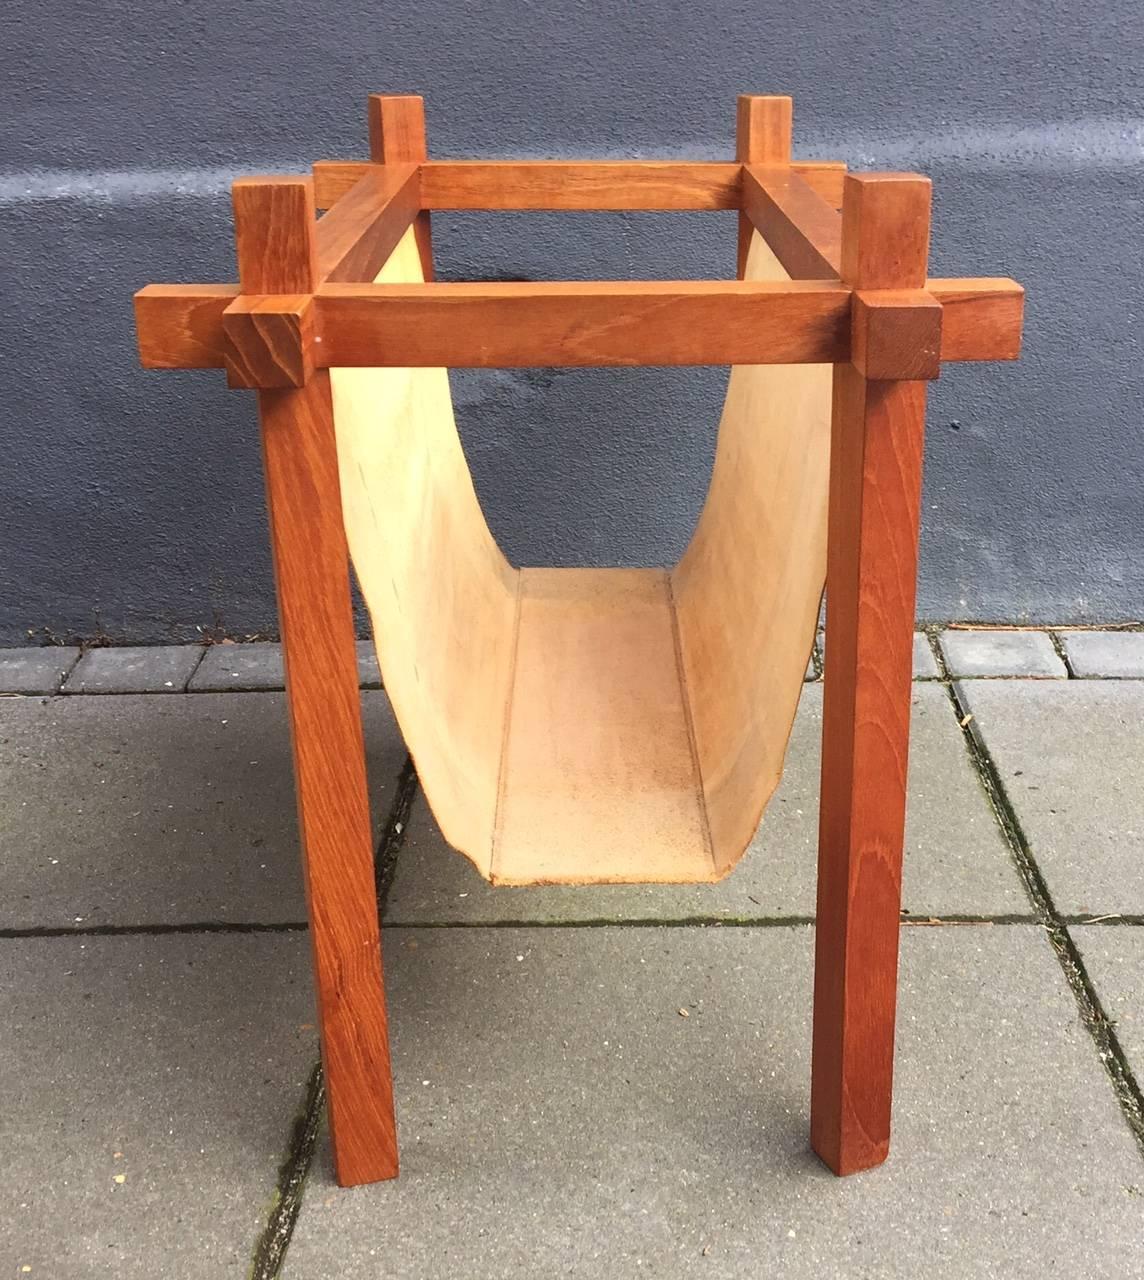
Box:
417;162;742;210
313;280;850;366
134;275;1022;372
742;165;842;279
928;277;1025;361
135;284;240;368
312;159;849;211
315;163;419;282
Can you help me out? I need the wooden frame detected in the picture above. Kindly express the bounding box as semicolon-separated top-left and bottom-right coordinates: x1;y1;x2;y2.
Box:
134;93;1024;1188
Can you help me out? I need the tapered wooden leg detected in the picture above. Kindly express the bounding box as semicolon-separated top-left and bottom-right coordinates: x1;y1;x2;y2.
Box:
228;173;398;1186
810;169;933;1176
811;364;927;1174
260;372;398;1187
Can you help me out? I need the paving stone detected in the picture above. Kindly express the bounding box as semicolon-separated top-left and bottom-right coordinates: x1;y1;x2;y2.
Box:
1058;630;1144;679
0;646;80;695
958;680;1144;915
937;629;1065;679
187;641;382;691
0;932;315;1278
356;640;382;689
0;691;406;927
63;645;204;694
189;643;285;691
287;925;1143;1279
1073;925;1144;1072
913;631;941;678
385;682;1026;924
817;631;940;679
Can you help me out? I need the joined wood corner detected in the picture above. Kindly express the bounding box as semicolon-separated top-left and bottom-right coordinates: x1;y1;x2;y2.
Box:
223;295;315;388
852;290;943;381
134;284;238;369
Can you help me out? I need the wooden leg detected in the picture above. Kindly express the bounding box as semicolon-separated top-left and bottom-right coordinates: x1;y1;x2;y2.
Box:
259;371;398;1187
810;363;927;1175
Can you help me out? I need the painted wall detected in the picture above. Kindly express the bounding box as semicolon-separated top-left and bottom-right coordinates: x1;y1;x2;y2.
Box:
2;1;1141;641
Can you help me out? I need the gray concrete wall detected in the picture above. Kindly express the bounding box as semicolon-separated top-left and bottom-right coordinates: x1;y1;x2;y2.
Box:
2;1;1141;642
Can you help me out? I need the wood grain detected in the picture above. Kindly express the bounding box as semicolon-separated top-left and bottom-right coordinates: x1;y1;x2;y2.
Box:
134;283;238;368
315;279;850;367
222;295;313;388
368;94;435;280
225;177;318;386
792;161;847;209
368;94;428;164
234;176;398;1187
736;96;792;276
811;171;932;1177
419;160;743;210
231;177;318;294
931;277;1024;360
315;163;419;283
312;157;848;211
134;276;1023;373
742;165;842;279
259;375;398;1186
840;172;931;289
851;289;943;381
736;95;793;165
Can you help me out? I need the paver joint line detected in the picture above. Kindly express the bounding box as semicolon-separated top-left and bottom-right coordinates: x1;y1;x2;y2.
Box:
0;920;309;940
0;914;1065;940
376;757;419;907
941;677;1144;1159
379;913;1041;930
249;1061;326;1280
1047;630;1078;679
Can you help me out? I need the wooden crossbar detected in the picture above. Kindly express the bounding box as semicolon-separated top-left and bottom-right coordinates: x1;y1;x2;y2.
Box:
311;158;849;211
136;283;240;369
135;275;1023;372
417;161;743;209
136;151;1021;380
314;280;850;366
134;105;1026;380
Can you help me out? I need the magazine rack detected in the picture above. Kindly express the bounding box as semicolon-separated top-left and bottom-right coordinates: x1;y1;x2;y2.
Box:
135;93;1023;1187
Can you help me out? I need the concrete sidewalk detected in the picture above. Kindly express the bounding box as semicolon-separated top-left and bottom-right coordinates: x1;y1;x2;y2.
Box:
1;631;1142;1277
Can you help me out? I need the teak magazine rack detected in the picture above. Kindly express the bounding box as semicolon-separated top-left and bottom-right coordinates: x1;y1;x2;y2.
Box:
135;94;1024;1187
